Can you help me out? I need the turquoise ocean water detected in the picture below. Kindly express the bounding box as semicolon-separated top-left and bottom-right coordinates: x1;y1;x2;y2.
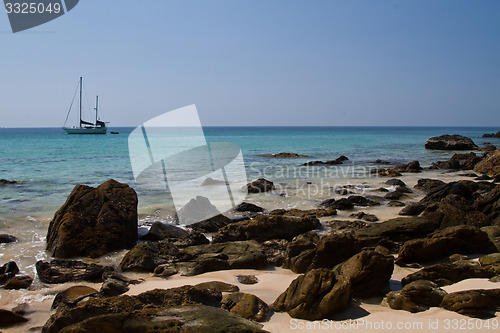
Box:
1;126;499;223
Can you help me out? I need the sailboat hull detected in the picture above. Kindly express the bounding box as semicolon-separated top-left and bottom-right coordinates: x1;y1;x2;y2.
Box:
63;127;107;134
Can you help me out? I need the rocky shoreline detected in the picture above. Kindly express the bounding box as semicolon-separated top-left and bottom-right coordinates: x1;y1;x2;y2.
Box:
1;135;500;332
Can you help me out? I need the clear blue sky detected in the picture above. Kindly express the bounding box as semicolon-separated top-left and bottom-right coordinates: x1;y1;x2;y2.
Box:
1;0;499;127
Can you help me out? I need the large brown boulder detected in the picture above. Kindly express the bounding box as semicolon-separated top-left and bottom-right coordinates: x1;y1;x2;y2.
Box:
221;292;270;322
335;250;394;298
120;240;179;272
475;150;500;177
46;179;138;258
425;134;478;150
154;240;268;277
36;260;112;284
396;226;497;265
0;309;28;328
442;289;500;318
385;280;447;313
212;215;320;243
401;261;497;287
355;217;436;243
245;178;275;193
273;268;350;320
284;233;357;273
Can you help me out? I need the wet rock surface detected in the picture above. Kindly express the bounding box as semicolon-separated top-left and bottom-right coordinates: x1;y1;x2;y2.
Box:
396;226;497;265
36;260;112;284
442;289;500;318
273;268;351;320
385;280;447;313
425;134;478;150
212;215;320;243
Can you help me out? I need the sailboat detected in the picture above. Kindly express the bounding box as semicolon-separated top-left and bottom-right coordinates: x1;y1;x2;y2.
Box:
63;77;107;134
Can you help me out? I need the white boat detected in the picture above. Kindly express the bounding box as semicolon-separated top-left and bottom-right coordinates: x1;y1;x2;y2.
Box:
63;77;107;135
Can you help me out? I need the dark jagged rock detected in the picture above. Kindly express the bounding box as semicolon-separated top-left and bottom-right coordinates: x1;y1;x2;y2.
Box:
347;195;381;207
221;292;270;322
320;198;354;210
384;190;405;200
194;281;239;292
36;260;112;284
476;174;493;180
237;275;259;285
396;226;497;265
120;240;179;272
335;249;394;298
401;261;497;286
173;231;210;247
190;214;232;233
52;286;99;309
302;156;349;166
349;212;378;222
140;222;189;241
273;268;350;320
355;217;436;243
11;303;31;316
261;239;288;266
0;261;19;284
474;149;500;177
388;200;405;207
377;168;402;177
430;152;482;170
100;275;129;297
153;264;178;278
172;240;268;276
385;280;447;313
212;215;320;243
235;202;265;213
414;179;445;193
0;179;18;186
284;233;357;274
260;152;309;158
268;207;337;218
385;179;407;187
399;202;426;216
482;131;500;138
425;134;478;150
375;159;391;164
0;309;28;327
42;286;225;333
442;289;500;318
245;178;275;193
2;275;33;290
200;177;226;186
46;179;138;258
0;234;17;243
393;161;423;173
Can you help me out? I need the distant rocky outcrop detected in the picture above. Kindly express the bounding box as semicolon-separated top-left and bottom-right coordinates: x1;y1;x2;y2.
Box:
0;179;18;186
245;178;275;193
302;155;348;166
46;179;138;258
430;152;482;170
425;134;478;150
260;152;309;158
482;131;500;138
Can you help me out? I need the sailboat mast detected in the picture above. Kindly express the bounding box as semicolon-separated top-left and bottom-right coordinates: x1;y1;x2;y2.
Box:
95;95;99;125
79;77;83;128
